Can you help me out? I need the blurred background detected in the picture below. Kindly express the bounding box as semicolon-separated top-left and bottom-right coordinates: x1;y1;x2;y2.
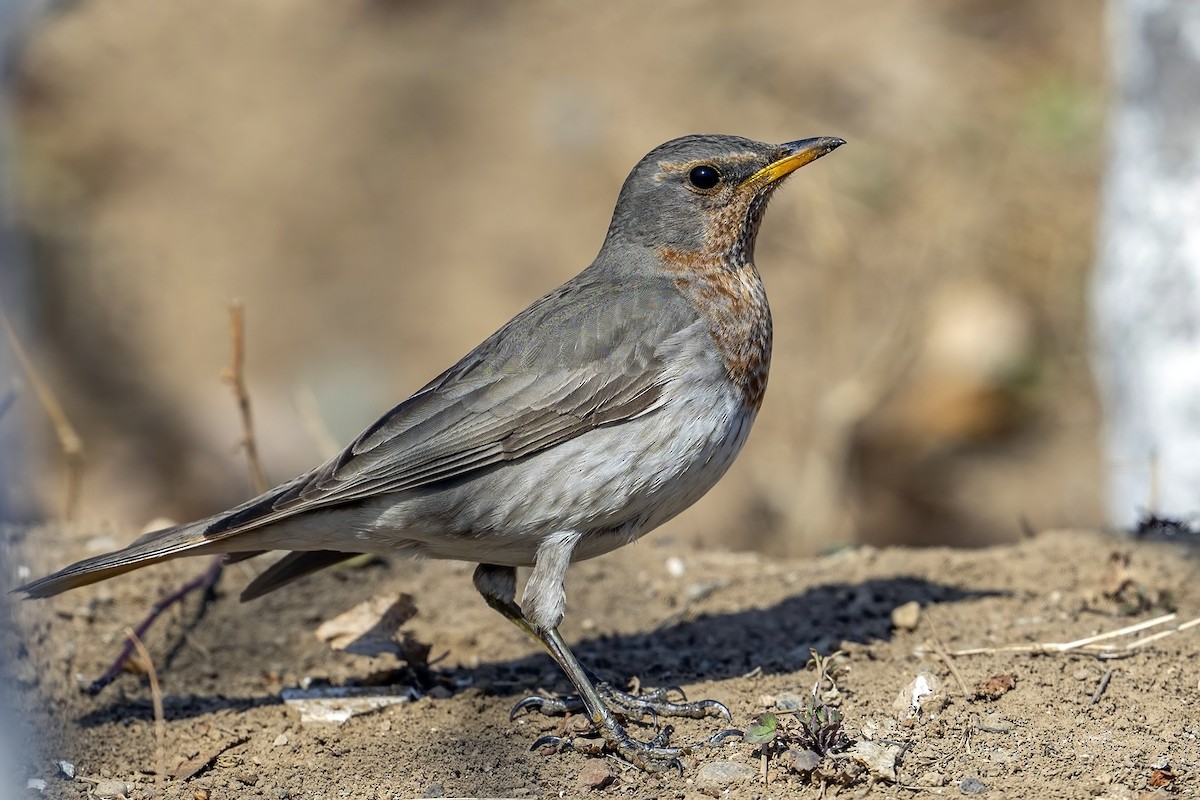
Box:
2;1;1112;554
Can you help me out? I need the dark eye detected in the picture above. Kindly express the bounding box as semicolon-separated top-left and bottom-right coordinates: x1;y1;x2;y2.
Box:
688;165;721;190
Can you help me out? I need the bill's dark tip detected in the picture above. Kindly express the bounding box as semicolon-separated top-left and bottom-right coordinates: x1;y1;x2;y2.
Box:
782;136;847;155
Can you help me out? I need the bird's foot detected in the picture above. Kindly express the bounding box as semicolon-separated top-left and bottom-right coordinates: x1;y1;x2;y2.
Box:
532;723;742;773
512;681;732;723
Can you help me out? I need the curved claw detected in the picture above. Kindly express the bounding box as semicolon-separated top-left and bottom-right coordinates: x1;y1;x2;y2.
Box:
660;685;689;703
648;724;675;749
510;694;580;720
530;735;571;753
696;698;733;722
707;728;744;746
510;695;546;720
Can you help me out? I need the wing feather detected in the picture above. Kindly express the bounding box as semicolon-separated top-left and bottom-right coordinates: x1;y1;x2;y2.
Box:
197;273;696;542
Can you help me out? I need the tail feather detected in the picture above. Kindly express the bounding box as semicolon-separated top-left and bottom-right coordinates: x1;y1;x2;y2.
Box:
239;550;359;601
14;520;220;599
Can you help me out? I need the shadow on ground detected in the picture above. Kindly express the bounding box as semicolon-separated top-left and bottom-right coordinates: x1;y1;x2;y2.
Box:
73;576;1000;727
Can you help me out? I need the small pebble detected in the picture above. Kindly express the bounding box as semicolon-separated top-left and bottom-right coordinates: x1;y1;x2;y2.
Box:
695;761;756;796
919;770;946;786
26;778;46;792
93;779;134;798
685;581;722;602
273;733;289;747
960;776;988;794
785;748;821;774
577;759;617;790
891;601;921;631
56;760;76;779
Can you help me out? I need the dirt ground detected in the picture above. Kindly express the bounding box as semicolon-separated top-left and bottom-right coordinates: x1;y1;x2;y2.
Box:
3;3;1195;798
4;525;1197;799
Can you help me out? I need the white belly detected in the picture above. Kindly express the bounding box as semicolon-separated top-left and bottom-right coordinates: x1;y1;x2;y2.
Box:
235;325;759;569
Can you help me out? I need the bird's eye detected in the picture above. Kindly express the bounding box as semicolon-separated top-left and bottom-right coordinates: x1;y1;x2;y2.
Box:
688;165;721;190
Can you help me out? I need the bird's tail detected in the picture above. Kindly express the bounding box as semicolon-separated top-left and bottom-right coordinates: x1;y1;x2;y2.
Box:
14;518;223;599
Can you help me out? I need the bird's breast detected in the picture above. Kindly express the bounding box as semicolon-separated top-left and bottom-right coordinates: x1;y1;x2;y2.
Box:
659;250;774;411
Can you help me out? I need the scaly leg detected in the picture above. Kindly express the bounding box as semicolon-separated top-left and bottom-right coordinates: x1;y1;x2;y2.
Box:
472;564;739;772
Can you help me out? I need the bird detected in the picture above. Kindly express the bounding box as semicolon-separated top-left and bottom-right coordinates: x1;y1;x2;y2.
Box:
16;133;844;771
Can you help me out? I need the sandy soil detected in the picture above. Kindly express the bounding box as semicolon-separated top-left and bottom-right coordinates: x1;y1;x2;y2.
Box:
4;525;1197;799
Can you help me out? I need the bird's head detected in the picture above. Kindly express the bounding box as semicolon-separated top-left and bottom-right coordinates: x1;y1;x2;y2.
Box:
603;134;844;267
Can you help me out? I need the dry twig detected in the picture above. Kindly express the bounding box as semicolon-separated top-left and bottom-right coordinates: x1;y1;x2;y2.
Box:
0;306;84;518
91;302;270;693
125;627;166;792
1090;668;1115;705
223;300;269;494
87;559;224;695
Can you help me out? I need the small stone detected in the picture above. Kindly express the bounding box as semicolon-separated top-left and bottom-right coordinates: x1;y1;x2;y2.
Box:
57;760;76;779
785;748;821;774
421;783;445;798
960;776;988;794
26;778;46;792
1149;768;1175;788
273;733;289;747
918;771;946;786
93;779;134;798
852;740;900;781
891;601;921;631
695;761;756;796
576;759;617;790
685;581;722;602
974;673;1017;701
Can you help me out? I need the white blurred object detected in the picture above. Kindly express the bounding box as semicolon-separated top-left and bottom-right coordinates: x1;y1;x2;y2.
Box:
1;2;52;796
1093;0;1200;528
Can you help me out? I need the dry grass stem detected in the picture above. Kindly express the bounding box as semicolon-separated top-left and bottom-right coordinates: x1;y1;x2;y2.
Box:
222;300;269;494
124;627;166;792
0;305;84;519
945;612;1196;657
925;612;970;696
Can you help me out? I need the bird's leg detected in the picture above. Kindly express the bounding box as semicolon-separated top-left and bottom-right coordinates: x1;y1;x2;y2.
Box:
472;564;738;772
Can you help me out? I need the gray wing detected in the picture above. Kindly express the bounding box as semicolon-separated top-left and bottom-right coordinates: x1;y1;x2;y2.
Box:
201;271;698;541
